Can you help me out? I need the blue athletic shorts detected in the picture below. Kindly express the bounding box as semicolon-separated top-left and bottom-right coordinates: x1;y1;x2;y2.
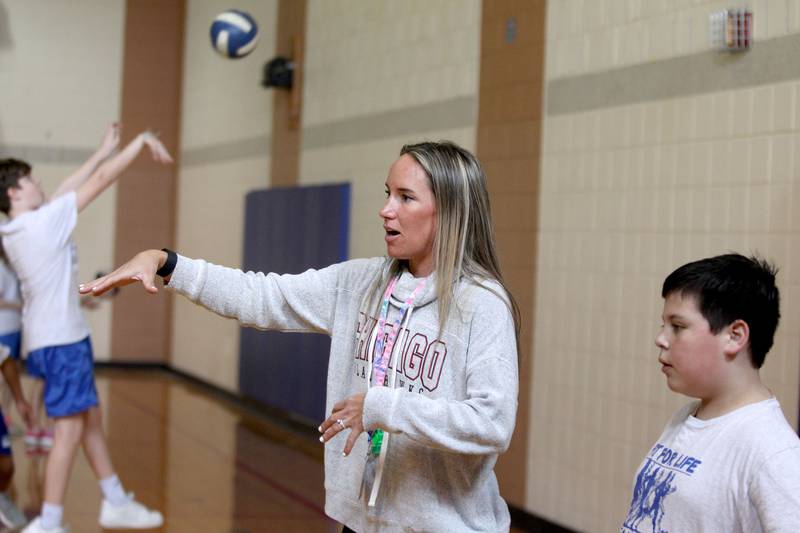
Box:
26;350;46;379
27;336;99;418
0;410;9;456
0;331;21;360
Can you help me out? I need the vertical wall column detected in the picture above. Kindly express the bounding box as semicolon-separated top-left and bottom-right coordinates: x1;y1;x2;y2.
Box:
477;0;546;507
110;0;185;362
270;0;306;187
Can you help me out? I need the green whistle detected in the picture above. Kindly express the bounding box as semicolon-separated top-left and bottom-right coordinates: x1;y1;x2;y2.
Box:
370;429;384;455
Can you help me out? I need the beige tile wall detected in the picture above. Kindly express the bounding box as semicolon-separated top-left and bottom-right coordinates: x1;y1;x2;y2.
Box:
546;0;800;79
171;0;278;391
303;0;479;125
536;3;800;530
0;1;125;360
300;0;480;260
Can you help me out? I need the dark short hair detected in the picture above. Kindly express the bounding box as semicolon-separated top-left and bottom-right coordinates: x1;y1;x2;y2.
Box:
0;159;32;215
662;253;780;368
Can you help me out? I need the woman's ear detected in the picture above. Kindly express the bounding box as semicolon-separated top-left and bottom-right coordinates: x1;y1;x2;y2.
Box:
723;319;750;358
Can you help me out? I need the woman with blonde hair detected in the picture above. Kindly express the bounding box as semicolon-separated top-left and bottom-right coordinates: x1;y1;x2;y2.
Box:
82;140;520;532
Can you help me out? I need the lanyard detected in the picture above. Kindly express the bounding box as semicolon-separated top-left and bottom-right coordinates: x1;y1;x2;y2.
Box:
367;273;426;453
371;274;426;386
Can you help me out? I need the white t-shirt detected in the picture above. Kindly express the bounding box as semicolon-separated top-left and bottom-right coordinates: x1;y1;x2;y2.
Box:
621;397;800;533
0;192;89;355
0;260;21;335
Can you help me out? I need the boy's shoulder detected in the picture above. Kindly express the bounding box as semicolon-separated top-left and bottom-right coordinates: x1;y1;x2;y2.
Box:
677;398;800;456
735;399;800;455
32;191;77;218
0;192;76;236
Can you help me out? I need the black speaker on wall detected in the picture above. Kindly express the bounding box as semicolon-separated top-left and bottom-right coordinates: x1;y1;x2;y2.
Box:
262;56;294;89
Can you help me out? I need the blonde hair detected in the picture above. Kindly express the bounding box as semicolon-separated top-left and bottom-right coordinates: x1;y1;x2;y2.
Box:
362;141;520;346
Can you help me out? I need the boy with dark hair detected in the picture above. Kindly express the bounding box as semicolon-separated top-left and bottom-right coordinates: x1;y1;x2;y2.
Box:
622;253;800;532
0;124;172;533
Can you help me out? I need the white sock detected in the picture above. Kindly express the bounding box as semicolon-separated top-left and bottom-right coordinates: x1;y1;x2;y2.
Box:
40;502;63;529
99;474;128;506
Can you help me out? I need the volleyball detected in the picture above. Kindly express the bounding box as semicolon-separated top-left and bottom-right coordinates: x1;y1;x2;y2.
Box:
210;10;259;58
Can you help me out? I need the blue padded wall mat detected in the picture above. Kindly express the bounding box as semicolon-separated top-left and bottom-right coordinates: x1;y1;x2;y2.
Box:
239;183;350;424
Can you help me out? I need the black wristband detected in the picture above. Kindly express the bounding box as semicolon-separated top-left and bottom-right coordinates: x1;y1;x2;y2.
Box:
156;248;178;278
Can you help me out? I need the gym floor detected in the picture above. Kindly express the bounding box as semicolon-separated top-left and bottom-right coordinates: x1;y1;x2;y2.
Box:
6;369;528;532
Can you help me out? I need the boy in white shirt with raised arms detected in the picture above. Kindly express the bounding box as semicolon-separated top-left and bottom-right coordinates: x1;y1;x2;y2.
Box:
0;123;172;532
622;253;800;532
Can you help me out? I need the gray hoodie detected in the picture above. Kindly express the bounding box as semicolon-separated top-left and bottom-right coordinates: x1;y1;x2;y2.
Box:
168;255;518;532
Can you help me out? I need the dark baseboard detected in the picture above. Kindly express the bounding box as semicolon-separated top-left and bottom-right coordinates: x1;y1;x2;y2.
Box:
95;360;168;371
508;505;577;532
95;361;578;533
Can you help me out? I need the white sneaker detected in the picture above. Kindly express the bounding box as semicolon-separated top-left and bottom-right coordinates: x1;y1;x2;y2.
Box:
22;517;68;532
37;430;54;451
98;494;163;529
24;430;38;448
0;492;27;527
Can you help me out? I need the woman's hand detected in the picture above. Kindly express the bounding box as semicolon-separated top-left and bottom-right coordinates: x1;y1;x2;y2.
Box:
319;392;366;456
98;122;121;158
79;249;167;296
140;131;173;164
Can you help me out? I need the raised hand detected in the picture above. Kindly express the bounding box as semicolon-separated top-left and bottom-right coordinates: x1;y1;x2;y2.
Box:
98;122;122;158
141;131;173;164
76;131;173;212
79;249;167;296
